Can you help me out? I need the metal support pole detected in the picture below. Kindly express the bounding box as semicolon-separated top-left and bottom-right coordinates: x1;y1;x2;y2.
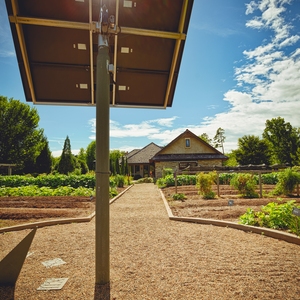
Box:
95;33;110;284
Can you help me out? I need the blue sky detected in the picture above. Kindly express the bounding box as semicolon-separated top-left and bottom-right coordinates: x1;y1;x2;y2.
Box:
1;0;300;157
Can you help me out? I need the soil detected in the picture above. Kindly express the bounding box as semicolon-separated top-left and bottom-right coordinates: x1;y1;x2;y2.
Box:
162;185;300;222
0;196;95;228
1;184;300;299
1;185;299;229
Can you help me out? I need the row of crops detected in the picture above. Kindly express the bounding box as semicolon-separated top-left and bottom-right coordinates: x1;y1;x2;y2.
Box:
0;174;130;197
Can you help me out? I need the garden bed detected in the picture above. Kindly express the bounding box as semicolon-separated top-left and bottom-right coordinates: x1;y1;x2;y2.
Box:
0;196;95;228
0;187;127;228
162;185;300;222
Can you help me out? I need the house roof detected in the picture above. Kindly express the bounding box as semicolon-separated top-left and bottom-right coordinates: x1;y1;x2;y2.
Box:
126;142;162;164
126;149;140;159
150;153;227;162
151;129;227;161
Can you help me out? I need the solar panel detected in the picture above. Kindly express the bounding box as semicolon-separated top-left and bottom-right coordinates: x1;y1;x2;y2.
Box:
5;0;193;108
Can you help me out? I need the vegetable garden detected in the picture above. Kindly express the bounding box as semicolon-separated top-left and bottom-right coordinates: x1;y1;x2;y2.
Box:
0;173;129;228
160;167;300;236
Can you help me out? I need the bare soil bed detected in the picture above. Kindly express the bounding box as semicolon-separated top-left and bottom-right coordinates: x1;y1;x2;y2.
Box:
162;185;300;222
0;196;95;228
0;187;128;229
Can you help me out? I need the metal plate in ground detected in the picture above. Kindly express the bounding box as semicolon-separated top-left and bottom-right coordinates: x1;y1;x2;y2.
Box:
292;207;300;217
26;251;34;258
42;258;66;268
37;278;68;291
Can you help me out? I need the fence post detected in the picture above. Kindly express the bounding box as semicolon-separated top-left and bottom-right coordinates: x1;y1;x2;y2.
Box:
217;172;220;197
174;169;177;194
259;172;262;198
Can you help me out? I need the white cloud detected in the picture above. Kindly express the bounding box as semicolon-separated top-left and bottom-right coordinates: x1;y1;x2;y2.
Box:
89;117;179;141
245;1;259;15
150;116;178;127
196;0;300;151
246;18;265;29
0;49;15;57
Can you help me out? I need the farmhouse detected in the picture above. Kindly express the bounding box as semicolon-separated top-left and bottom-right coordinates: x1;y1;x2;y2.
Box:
126;142;162;179
151;129;228;178
126;129;228;179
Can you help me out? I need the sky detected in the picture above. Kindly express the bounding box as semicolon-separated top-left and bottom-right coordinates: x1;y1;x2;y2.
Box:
0;0;300;157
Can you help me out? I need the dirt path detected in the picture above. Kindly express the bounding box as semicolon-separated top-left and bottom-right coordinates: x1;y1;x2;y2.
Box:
1;183;300;299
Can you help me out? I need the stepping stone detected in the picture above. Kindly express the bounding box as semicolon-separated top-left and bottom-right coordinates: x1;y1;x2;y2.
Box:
37;278;68;291
42;258;66;268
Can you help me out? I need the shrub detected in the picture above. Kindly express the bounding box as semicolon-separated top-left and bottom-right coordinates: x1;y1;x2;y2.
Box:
196;171;217;199
273;168;300;196
261;172;279;184
162;168;174;178
156;174;197;188
115;174;125;187
172;193;186;201
136;177;153;183
218;173;235;185
230;173;258;198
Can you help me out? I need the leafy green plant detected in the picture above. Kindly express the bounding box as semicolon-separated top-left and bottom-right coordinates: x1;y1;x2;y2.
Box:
239;200;300;236
273;168;300;196
230;173;258;198
196;171;217;199
239;208;257;226
0;184;121;199
136;177;153;183
114;174;125;187
162;168;174;177
156;174;197;188
261;172;279;184
218;173;235;185
172;193;186;201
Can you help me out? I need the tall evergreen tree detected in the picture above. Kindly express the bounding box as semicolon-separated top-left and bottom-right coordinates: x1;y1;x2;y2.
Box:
35;138;52;174
120;156;125;175
57;136;76;174
86;141;96;170
115;157;120;175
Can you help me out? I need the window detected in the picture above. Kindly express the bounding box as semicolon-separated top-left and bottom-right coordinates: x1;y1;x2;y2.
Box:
185;138;191;148
179;161;197;170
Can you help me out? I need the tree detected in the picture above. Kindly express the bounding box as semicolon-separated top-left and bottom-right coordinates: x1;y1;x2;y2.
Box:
0;96;45;168
77;148;86;162
76;147;88;173
86;141;96;170
34;137;52;174
263;117;300;166
199;133;212;145
57;136;76;174
223;150;238;166
120;156;125;175
213;127;226;153
235;135;271;165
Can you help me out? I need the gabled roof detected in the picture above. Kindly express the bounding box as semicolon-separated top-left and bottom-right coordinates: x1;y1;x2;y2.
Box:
126;149;140;159
151;129;228;161
126;142;162;164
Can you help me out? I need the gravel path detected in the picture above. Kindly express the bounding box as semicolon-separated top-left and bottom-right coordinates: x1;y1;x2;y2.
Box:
1;183;300;299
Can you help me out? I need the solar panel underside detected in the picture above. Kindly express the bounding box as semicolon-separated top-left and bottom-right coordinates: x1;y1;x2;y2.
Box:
5;0;193;108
